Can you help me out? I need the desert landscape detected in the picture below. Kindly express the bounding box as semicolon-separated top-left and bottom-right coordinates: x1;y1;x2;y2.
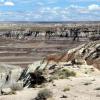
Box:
0;22;99;100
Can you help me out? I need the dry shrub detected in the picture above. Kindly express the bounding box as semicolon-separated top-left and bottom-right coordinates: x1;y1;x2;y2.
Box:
63;87;70;92
35;89;53;100
58;69;76;79
49;68;76;80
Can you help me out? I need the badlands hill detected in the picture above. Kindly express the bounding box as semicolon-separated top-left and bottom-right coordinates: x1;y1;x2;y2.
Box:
39;40;100;70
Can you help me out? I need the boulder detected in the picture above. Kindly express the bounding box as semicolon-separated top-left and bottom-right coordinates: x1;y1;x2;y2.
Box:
1;88;14;95
18;62;47;88
10;81;23;91
0;64;23;95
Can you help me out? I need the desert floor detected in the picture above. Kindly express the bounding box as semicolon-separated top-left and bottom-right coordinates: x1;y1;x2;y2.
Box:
0;63;100;100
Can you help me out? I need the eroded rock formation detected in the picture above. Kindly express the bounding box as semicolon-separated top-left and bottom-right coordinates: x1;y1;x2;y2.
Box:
41;40;100;69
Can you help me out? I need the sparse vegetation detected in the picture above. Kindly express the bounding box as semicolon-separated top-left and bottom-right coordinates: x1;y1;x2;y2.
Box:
90;68;95;72
83;82;92;86
95;87;100;90
96;94;100;97
63;87;70;92
85;71;88;74
58;69;76;79
49;68;76;80
60;95;68;98
34;89;53;100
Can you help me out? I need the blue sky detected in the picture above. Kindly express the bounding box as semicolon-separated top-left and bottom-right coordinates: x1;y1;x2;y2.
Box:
0;0;100;21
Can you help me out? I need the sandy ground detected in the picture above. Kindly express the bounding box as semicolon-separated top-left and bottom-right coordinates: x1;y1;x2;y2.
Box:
0;63;100;100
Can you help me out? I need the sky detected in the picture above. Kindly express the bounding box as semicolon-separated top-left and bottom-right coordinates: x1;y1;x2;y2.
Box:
0;0;100;21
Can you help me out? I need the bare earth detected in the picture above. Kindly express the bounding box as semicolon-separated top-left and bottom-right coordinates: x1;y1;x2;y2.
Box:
0;63;100;100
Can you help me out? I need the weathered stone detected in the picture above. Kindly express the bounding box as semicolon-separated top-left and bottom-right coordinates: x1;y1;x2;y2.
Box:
18;63;47;88
41;40;100;70
10;81;23;91
1;88;13;95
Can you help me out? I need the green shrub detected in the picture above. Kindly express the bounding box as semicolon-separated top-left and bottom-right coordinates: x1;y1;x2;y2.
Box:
58;69;76;79
49;68;76;81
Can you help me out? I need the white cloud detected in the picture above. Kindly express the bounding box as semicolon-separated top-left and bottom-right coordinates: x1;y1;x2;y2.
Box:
88;4;100;11
0;1;100;21
4;1;14;6
68;4;100;14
